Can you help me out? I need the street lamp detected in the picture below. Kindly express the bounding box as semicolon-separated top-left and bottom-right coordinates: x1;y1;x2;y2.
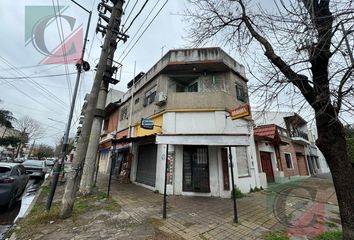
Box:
46;0;92;211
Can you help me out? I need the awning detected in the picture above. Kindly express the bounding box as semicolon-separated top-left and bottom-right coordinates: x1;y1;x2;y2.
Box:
112;135;156;144
156;134;250;146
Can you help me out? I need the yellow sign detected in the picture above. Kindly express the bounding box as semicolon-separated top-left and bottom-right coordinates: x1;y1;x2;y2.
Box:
134;115;163;137
230;105;250;120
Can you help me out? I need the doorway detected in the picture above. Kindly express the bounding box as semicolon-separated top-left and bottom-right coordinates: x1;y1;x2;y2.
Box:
260;151;275;183
183;145;210;193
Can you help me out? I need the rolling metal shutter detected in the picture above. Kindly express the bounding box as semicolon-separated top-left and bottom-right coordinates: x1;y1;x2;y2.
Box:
136;144;157;187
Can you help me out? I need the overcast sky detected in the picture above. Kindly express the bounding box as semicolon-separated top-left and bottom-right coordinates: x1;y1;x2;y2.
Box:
0;0;191;146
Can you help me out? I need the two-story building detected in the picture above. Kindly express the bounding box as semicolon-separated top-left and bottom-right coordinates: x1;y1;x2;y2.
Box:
252;111;328;186
98;47;261;196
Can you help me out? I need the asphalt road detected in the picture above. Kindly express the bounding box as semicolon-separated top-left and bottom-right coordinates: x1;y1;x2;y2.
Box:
0;179;43;240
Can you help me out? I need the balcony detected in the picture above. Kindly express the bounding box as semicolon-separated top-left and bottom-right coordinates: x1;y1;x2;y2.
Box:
289;129;310;145
165;92;242;111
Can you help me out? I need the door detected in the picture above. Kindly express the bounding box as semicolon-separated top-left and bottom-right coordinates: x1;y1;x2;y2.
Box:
260;151;275;183
297;154;309;176
136;144;157;187
183;146;210;193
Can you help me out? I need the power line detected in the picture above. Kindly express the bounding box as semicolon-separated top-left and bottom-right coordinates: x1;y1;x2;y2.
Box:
0;57;69;108
117;0;160;49
123;0;149;34
122;0;139;27
52;0;73;105
0;77;63;113
0;72;78;80
118;0;168;62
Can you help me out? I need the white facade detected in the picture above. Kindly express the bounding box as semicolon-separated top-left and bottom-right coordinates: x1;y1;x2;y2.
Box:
129;111;261;197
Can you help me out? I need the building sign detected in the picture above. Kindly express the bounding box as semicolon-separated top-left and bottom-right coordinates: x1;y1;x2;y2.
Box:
141;118;154;130
167;151;174;185
230;104;250;120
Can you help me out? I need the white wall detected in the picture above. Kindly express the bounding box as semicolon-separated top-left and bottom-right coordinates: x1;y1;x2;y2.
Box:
98;151;111;174
163;111;249;135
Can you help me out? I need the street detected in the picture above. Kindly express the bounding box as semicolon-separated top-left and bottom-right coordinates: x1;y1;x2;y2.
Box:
0;179;43;240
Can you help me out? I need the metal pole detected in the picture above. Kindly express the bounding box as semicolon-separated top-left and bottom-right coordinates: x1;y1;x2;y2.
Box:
46;9;92;211
228;146;238;223
107;149;116;198
163;144;169;219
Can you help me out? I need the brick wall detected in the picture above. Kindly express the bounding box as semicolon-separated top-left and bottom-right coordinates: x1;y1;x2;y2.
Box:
279;143;299;176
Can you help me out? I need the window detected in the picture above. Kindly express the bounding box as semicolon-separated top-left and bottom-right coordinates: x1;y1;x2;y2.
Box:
284;153;293;169
143;86;157;106
103;118;109;130
236;83;246;102
187;82;198;92
120;106;128;121
236;147;249;177
134;97;139;105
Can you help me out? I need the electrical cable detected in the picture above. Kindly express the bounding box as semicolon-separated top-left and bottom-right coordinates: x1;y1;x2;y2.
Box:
0;57;69;108
117;0;160;50
122;0;139;28
118;0;169;63
123;0;149;34
52;0;73;105
0;77;63;114
0;72;78;80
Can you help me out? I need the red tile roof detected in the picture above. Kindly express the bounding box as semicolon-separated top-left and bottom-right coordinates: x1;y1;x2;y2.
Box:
254;124;277;138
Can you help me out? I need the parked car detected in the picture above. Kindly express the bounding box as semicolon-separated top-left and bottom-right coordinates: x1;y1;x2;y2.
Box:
45;158;56;167
22;160;48;179
0;163;29;208
14;157;26;163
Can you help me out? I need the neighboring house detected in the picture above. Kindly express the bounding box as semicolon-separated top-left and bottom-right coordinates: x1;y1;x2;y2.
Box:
97;89;124;173
0;126;21;159
307;129;330;174
98;47;260;196
252;111;328;186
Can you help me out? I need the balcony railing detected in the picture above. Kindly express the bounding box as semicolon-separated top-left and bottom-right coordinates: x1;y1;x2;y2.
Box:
289;129;309;140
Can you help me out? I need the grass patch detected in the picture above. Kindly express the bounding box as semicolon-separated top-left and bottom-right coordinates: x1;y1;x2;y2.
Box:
14;190;121;239
146;217;163;228
313;230;342;240
262;231;289;240
325;221;338;229
40;184;51;195
231;187;246;199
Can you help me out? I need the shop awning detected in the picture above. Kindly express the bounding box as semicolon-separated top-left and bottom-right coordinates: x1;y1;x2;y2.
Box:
156;133;250;146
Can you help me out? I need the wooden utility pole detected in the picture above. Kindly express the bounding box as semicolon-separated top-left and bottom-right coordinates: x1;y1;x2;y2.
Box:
60;0;125;218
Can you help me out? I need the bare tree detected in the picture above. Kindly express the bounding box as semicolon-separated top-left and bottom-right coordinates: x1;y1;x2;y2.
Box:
14;116;43;157
184;0;354;238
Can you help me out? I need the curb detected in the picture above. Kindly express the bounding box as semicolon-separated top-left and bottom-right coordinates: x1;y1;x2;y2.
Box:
6;177;50;240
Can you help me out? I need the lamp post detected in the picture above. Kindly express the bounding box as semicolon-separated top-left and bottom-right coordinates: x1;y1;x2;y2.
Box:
46;1;92;210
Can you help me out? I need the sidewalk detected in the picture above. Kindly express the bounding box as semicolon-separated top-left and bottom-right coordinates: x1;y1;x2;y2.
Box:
99;173;341;240
8;174;341;240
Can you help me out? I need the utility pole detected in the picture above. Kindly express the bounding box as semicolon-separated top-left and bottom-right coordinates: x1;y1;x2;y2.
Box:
46;0;92;211
60;0;126;218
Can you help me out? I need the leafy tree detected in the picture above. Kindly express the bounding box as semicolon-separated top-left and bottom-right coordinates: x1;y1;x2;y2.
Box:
0;100;16;138
185;0;354;238
0;136;21;146
33;144;54;159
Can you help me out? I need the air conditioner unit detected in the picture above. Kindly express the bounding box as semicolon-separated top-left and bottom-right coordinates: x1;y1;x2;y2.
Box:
155;92;167;106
